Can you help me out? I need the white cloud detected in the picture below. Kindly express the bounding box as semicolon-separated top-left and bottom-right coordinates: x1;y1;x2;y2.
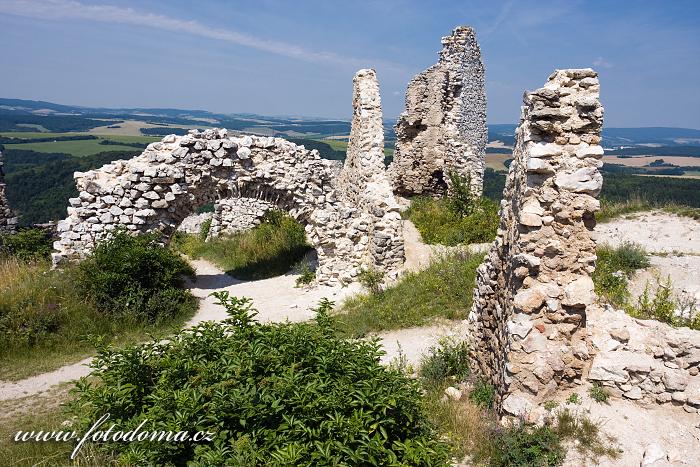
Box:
593;57;613;68
0;0;366;66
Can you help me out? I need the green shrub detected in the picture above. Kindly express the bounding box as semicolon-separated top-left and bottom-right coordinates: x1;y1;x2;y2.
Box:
358;266;385;295
468;379;495;410
405;196;499;246
566;393;580;405
76;230;196;322
67;293;450;466
589;383;610;404
0;228;53;261
337;252;483;337
489;421;565;467
593;242;650;307
600;242;650;272
172;211;312;280
199;217;212;240
446;171;476;216
294;259;316;287
419;338;471;387
628;276;699;330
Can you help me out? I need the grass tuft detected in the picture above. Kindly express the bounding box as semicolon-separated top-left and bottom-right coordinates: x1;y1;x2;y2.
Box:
593;242;650;307
404;196;499;246
597;196;700;223
172;210;311;280
336;251;483;337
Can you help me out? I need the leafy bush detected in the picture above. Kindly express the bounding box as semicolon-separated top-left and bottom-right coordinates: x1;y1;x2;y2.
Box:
468;379;495;410
76;230;196;322
0;228;53;261
294;258;316;287
589;383;610;404
628;277;700;330
172;210;312;280
405;196;499;246
358;266;385;295
199;217;212;240
337;252;483;337
67;293;450;466
488;422;565;467
419;338;471;387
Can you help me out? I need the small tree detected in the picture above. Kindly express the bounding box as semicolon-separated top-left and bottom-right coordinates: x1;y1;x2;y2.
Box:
447;171;474;217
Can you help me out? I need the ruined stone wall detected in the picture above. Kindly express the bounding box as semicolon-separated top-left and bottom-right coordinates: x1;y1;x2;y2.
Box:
54;71;405;284
389;26;486;197
338;69;404;271
0;150;17;234
208;197;274;238
587;305;700;413
468;69;604;415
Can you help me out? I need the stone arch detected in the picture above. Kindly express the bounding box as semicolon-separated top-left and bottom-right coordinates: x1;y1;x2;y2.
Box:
54;70;404;284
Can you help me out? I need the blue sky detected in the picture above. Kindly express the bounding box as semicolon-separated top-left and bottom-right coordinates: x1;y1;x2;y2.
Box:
1;0;699;127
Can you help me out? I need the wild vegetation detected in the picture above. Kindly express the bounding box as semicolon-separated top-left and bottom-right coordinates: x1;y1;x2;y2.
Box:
172;211;312;280
65;294;451;465
2;148;142;225
336;251;483;337
405;173;499;246
417;340;619;465
592;242;650;307
597;196;700;222
0;230;197;380
593;242;699;330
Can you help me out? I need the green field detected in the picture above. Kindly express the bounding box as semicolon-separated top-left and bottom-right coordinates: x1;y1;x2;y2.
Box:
1;132;159;157
314;138;394;157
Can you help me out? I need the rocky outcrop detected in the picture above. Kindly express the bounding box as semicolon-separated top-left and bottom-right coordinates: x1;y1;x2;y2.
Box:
0;149;17;234
54;71;404;284
468;69;605;414
587;304;700;414
389;26;486;197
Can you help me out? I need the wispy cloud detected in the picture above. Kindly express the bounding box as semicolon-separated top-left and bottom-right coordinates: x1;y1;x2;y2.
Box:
593;57;613;68
0;0;379;67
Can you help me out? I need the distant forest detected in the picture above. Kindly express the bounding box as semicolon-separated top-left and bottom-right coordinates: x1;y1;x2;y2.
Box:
2;148;141;225
3;145;699;227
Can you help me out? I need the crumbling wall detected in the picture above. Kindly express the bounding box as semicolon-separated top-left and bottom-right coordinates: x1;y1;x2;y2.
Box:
208;197;274;238
389;26;486;197
54;72;405;284
0;150;17;234
587;305;700;413
338;69;404;271
468;69;604;415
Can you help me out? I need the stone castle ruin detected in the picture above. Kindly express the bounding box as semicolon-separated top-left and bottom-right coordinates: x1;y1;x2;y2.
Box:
0;150;17;234
468;69;605;415
53;69;404;285
389;26;487;197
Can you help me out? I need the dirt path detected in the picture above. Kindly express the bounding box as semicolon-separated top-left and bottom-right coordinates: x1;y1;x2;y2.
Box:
0;221;459;401
0;262;362;401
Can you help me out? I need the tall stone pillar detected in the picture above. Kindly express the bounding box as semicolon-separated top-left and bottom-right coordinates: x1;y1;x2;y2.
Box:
468;69;604;416
338;69;404;271
389;26;486;197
